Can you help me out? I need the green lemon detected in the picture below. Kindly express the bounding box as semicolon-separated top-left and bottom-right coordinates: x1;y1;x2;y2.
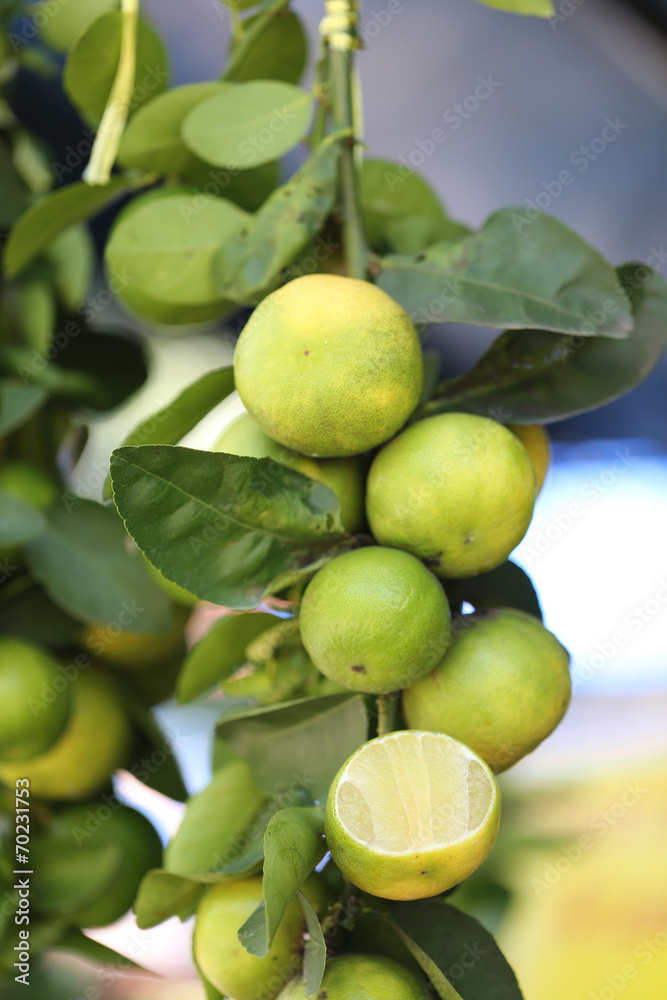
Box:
214;413;366;533
0;638;71;763
402;608;571;773
79;604;188;670
35;802;162;927
509;423;551;493
325;731;500;900
0;669;132;801
233;274;423;457
366;413;536;578
279;954;427;999
299;547;451;694
193;875;305;1000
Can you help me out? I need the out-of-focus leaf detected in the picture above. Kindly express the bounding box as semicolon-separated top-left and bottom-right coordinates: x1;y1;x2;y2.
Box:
230;11;307;85
177;611;277;703
133;869;207;930
0;488;45;547
0;380;46;435
473;0;553;16
445;561;542;621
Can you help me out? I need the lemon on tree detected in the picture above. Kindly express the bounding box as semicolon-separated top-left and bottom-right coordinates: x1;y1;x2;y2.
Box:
233;274;423;457
510;423;551;492
299;547;451;694
194;875;316;1000
214;413;366;533
80;604;188;670
402;608;571;772
34;801;162;927
0;638;71;763
366;413;536;578
325;730;500;900
279;954;427;999
0;669;132;800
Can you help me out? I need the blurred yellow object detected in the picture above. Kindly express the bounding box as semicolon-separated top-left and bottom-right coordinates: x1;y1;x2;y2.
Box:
509;424;551;493
499;769;667;999
80;605;188;670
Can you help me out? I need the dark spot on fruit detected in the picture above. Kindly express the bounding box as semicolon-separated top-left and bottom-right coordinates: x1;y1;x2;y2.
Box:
351;664;366;673
464;537;473;545
318;992;329;1000
423;552;442;567
304;350;310;356
421;870;427;875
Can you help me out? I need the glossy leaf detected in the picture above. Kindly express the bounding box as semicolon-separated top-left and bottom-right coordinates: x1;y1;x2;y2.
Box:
0;488;46;547
25;497;174;631
422;264;667;423
182;80;312;169
299;890;327;995
445;561;542;620
164;759;267;875
216;131;344;304
376;208;633;337
134;869;207;930
230;11;308;85
4;178;134;278
177;611;278;703
110;446;346;610
63;12;169;120
105;190;249;312
215;692;368;799
473;0;553;15
390;901;524;1000
362;159;469;255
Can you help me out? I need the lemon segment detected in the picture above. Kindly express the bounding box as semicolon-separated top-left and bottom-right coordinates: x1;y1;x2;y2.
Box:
326;731;500;900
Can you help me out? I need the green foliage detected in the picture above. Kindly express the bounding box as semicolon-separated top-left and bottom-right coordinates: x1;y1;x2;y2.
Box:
231;11;308;85
299;890;327;994
0;380;46;434
445;561;542;620
473;0;554;15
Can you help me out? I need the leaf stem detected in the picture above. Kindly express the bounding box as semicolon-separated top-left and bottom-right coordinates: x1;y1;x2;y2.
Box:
222;0;290;82
322;0;368;279
83;0;139;186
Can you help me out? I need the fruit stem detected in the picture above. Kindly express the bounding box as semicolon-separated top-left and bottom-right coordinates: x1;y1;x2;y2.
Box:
222;0;291;82
82;0;139;186
322;0;369;280
376;692;399;737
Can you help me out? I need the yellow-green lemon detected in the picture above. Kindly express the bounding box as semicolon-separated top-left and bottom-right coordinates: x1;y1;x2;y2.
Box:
299;547;451;694
402;608;571;773
0;638;71;763
509;423;551;493
279;954;427;999
366;413;536;578
0;669;132;800
233;274;423;457
79;604;188;670
325;731;500;900
214;413;366;533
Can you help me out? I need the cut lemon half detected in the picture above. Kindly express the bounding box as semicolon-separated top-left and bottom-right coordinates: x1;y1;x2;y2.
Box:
325;731;501;900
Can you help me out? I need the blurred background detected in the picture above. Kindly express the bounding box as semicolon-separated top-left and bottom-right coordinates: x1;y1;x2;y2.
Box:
7;0;667;997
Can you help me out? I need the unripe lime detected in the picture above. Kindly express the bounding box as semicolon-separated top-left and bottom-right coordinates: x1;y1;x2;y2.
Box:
0;638;71;763
299;547;451;694
214;414;366;533
366;413;536;578
0;669;132;800
35;802;162;927
234;275;423;458
509;423;551;493
402;608;571;772
193;876;305;1000
279;954;427;999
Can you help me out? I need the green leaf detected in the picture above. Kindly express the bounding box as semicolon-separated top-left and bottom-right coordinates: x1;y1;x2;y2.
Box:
182;80;312;169
178;611;278;703
14;278;55;353
215;131;343;304
122;688;188;801
164;758;267;875
53;926;144;968
110;446;346;610
423;264;667;423
31;840;122;915
241;806;325;954
25;497;174;631
134;869;207;930
0;379;46;435
46;224;95;309
376;208;633;337
63;11;169;120
473;0;554;16
3;177;134;278
362;159;469;255
0;488;46;547
38;0;118;52
0;584;82;646
230;11;307;85
390;901;524;1000
105;189;249;315
299;890;327;995
215;692;368;799
445;561;542;620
